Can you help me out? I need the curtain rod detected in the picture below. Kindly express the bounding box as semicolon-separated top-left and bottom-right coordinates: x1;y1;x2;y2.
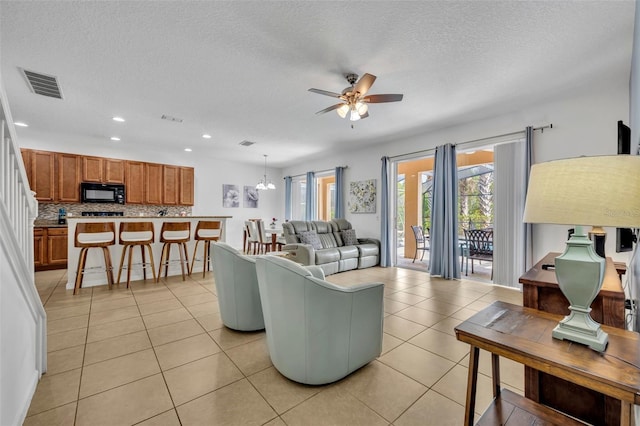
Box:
389;124;553;160
286;165;348;179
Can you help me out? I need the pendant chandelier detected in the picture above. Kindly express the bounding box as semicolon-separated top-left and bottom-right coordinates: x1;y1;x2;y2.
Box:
256;154;275;190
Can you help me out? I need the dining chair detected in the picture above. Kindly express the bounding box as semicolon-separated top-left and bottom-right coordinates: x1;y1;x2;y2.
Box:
463;228;493;279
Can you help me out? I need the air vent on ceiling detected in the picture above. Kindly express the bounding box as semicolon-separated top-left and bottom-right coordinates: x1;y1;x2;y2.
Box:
239;140;255;147
20;68;63;99
161;114;183;123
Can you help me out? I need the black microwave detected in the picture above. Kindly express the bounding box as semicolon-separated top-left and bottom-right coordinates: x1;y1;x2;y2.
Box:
81;182;126;204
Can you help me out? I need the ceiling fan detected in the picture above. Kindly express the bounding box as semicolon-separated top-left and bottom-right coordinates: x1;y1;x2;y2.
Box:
309;73;403;122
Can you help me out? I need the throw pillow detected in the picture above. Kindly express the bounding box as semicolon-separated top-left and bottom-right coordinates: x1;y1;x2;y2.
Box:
299;230;323;250
342;229;358;246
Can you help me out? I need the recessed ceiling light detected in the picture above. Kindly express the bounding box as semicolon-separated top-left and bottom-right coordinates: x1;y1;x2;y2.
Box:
112;116;125;122
14;122;28;127
202;134;211;139
110;137;121;141
184;148;192;152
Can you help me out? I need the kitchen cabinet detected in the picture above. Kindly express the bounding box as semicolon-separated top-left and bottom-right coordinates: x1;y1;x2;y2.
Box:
57;153;81;202
125;161;145;204
163;165;179;205
27;150;56;201
83;156;125;183
33;228;45;268
145;163;163;205
179;167;194;206
104;158;125;183
21;148;194;205
34;227;68;271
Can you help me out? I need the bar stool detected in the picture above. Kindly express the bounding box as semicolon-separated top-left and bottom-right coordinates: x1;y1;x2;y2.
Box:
117;222;156;287
73;222;116;295
157;222;191;282
190;220;223;277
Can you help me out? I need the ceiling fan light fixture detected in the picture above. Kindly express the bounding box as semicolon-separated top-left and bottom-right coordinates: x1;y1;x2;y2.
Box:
355;101;368;115
337;104;349;118
350;109;361;121
267;182;276;190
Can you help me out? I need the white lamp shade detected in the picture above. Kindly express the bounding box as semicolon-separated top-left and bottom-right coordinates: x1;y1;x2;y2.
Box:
337;104;349;118
349;109;360;121
356;101;368;115
523;155;640;228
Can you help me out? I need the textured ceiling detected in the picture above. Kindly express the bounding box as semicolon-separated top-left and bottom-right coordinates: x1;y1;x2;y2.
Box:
0;1;635;167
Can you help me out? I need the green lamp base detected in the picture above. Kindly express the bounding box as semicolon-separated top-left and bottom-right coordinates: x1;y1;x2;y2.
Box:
553;226;608;352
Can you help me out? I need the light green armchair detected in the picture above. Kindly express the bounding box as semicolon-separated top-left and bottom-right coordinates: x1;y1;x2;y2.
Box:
211;242;264;331
255;255;384;385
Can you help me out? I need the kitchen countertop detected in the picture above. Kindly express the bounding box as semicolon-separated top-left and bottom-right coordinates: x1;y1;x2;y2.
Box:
34;220;68;228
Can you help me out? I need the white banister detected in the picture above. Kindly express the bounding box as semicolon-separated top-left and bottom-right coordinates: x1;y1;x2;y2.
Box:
0;79;46;426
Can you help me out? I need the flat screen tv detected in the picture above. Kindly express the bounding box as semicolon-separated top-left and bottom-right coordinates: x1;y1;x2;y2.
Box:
618;120;631;154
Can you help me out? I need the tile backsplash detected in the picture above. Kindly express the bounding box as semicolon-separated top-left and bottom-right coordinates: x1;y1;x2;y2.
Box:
38;203;192;220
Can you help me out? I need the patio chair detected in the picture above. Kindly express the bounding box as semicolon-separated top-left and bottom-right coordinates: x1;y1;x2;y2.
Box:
463;228;493;279
410;225;430;263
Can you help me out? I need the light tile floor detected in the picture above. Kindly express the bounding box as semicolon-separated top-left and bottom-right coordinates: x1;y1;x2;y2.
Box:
26;266;524;425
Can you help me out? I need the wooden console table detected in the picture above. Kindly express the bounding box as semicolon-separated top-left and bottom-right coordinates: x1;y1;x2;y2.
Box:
519;252;626;424
455;301;640;426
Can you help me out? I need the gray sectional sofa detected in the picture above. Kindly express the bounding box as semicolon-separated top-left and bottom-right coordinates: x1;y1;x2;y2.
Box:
282;219;380;275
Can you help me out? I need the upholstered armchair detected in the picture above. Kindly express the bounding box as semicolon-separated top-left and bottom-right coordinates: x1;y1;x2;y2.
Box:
211;242;265;331
255;255;384;385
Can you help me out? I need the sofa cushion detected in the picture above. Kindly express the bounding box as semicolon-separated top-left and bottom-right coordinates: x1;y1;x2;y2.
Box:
316;248;341;264
357;243;379;257
342;229;358;246
337;246;359;259
300;230;322;249
318;233;338;249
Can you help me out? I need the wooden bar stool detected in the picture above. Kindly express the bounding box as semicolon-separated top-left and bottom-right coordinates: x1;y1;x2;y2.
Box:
157;222;191;282
73;222;116;295
117;222;156;287
190;220;223;277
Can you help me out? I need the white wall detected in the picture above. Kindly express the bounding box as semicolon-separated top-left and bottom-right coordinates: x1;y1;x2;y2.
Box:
283;80;631;265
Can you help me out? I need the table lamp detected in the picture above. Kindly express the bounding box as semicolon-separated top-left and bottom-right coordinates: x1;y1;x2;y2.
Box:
523;155;640;351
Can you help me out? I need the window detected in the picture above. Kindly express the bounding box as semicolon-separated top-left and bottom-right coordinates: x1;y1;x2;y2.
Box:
289;172;335;221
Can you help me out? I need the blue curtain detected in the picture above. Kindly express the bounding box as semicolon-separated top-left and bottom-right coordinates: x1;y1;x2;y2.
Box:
429;144;460;279
380;156;391;267
334;166;345;219
284;176;292;221
305;171;316;221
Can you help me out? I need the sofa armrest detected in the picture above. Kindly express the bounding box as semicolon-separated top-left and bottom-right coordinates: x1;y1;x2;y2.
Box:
357;238;380;247
283;243;315;265
305;265;326;280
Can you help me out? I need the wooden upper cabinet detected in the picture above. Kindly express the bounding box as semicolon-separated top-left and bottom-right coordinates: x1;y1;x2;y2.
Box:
31;150;55;201
20;148;32;186
145;163;163;205
82;156;103;183
163;165;179;205
104;158;125;183
179;167;194;206
125;161;145;204
82;156;125;183
57;153;81;202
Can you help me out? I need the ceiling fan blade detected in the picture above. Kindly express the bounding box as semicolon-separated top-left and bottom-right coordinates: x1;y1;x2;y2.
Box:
308;88;342;98
315;103;344;115
354;73;376;96
363;94;404;103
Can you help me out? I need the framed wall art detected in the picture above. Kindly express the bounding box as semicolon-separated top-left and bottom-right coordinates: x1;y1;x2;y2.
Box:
244;185;259;208
222;184;240;208
348;179;376;213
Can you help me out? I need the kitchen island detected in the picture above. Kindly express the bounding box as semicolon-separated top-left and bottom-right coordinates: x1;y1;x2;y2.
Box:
66;216;231;290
